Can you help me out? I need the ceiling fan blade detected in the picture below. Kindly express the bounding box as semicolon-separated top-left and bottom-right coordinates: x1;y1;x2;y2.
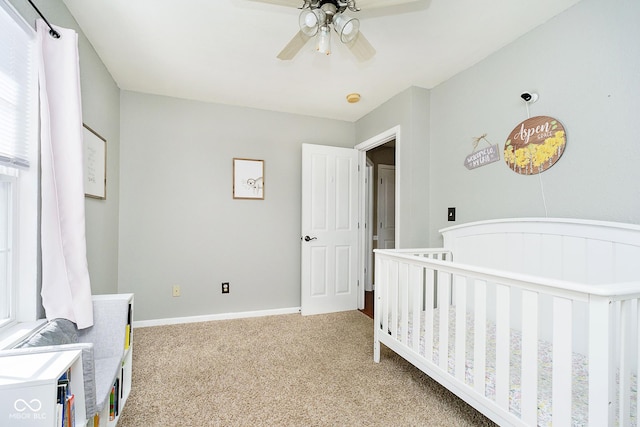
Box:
358;0;423;9
347;32;376;62
277;31;311;60
247;0;423;9
246;0;303;8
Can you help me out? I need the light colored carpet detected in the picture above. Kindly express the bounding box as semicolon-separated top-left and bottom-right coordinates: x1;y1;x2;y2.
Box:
118;311;496;426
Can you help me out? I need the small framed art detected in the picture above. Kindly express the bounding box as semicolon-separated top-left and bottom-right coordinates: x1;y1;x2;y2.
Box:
233;158;264;200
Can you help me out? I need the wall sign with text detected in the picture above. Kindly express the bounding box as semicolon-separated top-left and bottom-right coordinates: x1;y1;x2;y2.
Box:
504;116;566;175
464;144;500;170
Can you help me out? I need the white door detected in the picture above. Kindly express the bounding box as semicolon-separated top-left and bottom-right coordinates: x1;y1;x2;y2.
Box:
301;143;359;316
377;165;395;249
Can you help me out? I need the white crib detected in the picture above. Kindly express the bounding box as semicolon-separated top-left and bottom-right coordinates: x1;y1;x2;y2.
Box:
373;218;640;426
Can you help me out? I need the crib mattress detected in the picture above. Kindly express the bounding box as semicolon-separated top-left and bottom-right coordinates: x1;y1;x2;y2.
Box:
389;307;637;427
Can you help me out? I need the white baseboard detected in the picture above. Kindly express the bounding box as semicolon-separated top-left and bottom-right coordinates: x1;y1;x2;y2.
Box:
133;307;301;328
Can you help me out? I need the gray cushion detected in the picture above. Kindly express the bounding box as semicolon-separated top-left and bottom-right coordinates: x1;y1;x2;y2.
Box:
93;356;123;412
15;318;79;347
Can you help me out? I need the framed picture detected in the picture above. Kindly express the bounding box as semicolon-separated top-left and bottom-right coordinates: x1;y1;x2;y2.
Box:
83;124;107;199
233;158;264;200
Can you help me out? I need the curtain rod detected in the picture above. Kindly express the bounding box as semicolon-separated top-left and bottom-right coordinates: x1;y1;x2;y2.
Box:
26;0;60;38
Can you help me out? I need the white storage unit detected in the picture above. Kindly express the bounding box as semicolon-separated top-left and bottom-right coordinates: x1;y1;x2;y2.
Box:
93;293;133;427
0;349;86;426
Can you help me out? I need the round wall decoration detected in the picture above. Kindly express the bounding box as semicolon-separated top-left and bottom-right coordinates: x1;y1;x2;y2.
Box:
504;116;566;175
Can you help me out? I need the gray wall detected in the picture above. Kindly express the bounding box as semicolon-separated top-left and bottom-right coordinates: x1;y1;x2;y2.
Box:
9;0;121;295
356;86;431;248
11;0;639;322
118;92;355;321
428;0;640;245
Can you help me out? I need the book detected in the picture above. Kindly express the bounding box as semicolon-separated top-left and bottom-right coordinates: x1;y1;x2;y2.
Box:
125;303;133;350
121;367;125;399
114;378;120;416
109;385;115;421
124;324;131;350
57;382;68;425
56;402;63;427
66;394;75;427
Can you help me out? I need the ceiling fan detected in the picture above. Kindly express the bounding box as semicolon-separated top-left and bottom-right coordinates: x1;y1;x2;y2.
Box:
248;0;420;61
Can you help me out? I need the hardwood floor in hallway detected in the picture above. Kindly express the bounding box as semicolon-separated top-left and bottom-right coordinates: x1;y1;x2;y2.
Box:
359;291;374;319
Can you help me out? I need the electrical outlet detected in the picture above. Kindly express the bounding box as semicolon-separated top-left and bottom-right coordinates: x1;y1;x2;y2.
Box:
222;282;230;294
172;285;181;297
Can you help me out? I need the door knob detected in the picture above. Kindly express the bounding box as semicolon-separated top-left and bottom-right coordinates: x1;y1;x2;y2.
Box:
303;235;317;242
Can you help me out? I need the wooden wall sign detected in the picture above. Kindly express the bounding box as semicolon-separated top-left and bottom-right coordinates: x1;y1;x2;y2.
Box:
504;116;566;175
464;144;500;170
464;134;500;170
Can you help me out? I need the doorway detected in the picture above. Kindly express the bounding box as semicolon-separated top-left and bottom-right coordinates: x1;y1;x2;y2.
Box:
300;127;399;317
356;127;399;319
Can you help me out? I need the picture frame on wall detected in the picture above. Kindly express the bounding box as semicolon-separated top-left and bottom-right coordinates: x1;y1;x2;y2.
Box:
233;158;264;200
83;124;107;200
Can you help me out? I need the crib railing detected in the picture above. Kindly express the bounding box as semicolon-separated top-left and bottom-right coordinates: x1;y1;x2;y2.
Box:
373;248;640;426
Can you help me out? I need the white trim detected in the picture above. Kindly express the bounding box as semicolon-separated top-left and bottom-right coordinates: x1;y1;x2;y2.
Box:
133;306;301;328
355;125;401;309
0;0;35;35
0;319;47;350
355;125;401;247
365;159;374;292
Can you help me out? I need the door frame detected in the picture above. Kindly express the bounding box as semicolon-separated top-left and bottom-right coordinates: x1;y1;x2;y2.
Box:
355;125;401;309
364;158;374;292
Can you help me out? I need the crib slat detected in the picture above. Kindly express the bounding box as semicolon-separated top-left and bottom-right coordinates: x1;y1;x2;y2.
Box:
400;263;409;346
438;271;451;371
390;261;399;339
618;299;634;426
454;275;467;383
374;257;385;363
379;258;389;338
589;295;614;426
424;267;435;361
552;296;572;426
637;301;640;427
410;265;422;354
473;280;487;396
495;284;510;411
521;290;538;425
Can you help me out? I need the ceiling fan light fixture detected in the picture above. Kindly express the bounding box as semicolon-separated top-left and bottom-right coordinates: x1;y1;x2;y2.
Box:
299;9;325;37
333;13;360;43
316;25;331;55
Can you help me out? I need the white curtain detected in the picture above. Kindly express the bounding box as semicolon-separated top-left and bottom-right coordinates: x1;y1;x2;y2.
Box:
37;19;93;329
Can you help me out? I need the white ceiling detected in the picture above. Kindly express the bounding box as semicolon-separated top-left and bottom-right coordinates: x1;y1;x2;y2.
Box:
61;0;582;122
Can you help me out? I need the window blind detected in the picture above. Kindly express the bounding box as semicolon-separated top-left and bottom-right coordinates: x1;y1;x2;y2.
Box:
0;1;36;169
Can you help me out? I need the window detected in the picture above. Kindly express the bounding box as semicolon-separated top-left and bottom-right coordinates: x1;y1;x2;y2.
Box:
0;0;39;332
0;173;16;326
